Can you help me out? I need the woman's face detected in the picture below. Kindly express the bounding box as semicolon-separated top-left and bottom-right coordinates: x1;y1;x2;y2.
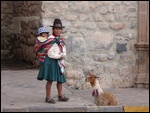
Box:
53;27;62;36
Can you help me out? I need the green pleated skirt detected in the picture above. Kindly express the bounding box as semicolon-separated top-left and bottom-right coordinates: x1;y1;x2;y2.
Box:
37;56;66;83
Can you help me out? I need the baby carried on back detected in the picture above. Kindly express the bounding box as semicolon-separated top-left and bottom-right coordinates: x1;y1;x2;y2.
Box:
35;35;66;74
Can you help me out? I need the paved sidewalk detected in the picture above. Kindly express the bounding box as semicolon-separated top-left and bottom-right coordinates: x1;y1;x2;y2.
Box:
1;69;149;112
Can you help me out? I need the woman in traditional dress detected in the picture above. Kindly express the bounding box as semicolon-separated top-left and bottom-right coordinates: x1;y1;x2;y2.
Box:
35;19;69;104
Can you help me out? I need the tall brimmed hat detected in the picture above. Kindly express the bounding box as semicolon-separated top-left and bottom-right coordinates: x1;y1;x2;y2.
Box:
50;18;65;28
37;27;49;36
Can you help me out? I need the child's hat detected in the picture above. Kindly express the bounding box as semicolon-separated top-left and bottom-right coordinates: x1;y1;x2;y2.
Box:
37;27;49;36
50;18;65;28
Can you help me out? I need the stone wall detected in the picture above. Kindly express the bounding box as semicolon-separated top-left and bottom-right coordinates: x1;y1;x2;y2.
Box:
12;1;43;65
1;1;14;59
1;1;139;89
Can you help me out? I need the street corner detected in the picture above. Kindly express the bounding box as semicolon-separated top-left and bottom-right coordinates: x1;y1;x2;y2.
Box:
123;106;149;112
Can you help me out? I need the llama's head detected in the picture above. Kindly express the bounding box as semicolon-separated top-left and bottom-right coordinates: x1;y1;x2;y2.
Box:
85;73;98;82
85;74;99;87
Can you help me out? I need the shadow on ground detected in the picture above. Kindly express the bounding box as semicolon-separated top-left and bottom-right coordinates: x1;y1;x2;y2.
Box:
1;59;38;70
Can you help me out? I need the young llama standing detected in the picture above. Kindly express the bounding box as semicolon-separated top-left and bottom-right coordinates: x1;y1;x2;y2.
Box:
85;74;118;106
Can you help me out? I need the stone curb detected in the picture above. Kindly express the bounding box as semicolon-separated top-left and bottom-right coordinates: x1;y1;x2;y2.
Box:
2;106;149;112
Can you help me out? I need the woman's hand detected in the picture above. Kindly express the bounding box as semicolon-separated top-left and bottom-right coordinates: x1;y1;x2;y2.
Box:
60;54;65;59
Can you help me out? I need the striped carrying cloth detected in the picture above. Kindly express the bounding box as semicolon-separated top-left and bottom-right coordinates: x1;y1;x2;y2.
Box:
34;35;66;74
34;36;54;63
55;36;66;74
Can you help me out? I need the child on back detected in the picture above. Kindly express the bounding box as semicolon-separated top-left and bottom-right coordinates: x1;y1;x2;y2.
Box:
37;27;49;42
35;27;49;64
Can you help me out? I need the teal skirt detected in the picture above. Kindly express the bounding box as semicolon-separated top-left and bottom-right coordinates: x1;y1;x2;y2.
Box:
37;56;66;83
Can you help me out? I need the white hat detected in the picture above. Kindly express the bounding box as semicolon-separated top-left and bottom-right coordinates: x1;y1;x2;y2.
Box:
37;27;49;36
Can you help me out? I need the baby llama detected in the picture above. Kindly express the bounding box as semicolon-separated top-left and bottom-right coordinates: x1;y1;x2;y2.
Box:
85;74;118;106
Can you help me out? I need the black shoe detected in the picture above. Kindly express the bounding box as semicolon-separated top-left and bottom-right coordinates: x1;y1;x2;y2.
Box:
58;94;69;102
45;97;56;104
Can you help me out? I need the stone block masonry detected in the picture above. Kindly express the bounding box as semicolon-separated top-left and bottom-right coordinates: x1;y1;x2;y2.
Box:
1;1;139;89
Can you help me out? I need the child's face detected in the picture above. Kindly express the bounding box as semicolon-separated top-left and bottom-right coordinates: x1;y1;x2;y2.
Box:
53;28;62;36
40;33;48;37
